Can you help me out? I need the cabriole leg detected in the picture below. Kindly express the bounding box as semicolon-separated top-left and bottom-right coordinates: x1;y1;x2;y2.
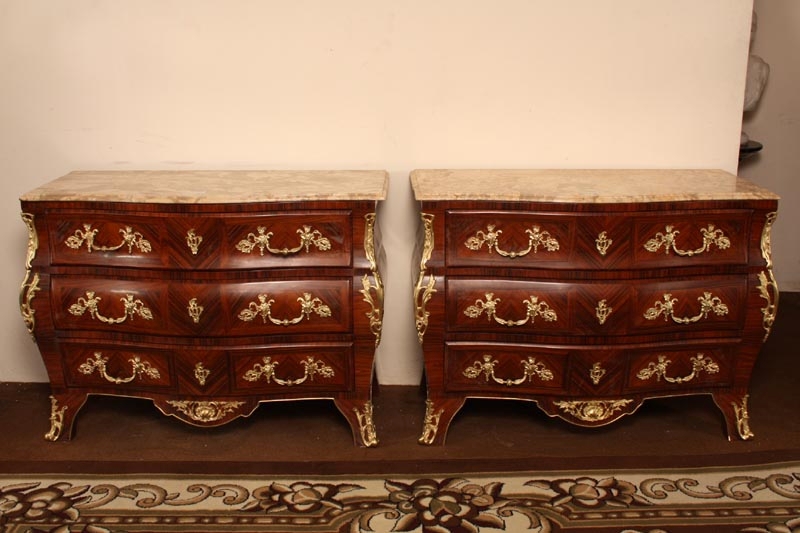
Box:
713;392;755;441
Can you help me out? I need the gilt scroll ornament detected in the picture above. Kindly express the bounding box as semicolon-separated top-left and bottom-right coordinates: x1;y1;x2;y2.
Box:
636;353;719;384
554;399;633;423
465;224;559;258
589;362;606;385
68;292;154;324
20;272;40;337
758;212;779;340
186;229;203;255
643;224;730;256
463;354;554;386
359;213;384;345
20;213;40;337
166;400;245;423
238;293;331;326
236;225;331;256
45;396;67;442
595;231;612;256
65;224;152;254
243;356;334;386
643;292;728;324
418;399;444;445
187;298;204;324
595;299;613;325
733;395;755;440
78;352;161;384
194;362;210;386
464;293;557;327
353;401;379;447
414;213;437;344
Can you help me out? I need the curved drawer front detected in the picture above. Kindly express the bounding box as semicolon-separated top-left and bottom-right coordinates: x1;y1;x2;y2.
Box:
231;343;352;393
445;343;566;394
625;344;735;393
632;212;750;268
52;277;169;335
48;212;353;270
447;279;569;335
447;210;750;270
59;341;353;396
220;213;352;269
448;277;746;336
51;215;168;269
62;343;173;392
445;341;735;397
51;277;352;336
631;278;746;334
448;211;573;268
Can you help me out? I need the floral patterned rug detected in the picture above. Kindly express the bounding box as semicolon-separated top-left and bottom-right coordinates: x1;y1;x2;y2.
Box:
2;462;799;533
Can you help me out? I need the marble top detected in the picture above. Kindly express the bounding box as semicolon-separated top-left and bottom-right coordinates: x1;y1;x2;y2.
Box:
21;170;389;204
410;169;779;203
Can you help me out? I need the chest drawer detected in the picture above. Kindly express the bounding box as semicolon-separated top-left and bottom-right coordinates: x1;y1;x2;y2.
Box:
58;340;354;396
231;343;352;393
444;342;566;394
447;276;746;336
62;343;174;393
625;344;735;393
51;276;352;336
47;212;353;270
447;210;750;270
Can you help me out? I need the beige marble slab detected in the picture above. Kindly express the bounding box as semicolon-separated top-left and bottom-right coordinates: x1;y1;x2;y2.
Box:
410;169;779;203
21;170;389;204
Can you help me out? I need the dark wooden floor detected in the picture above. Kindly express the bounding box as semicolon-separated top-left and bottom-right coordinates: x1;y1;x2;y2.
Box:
2;294;798;476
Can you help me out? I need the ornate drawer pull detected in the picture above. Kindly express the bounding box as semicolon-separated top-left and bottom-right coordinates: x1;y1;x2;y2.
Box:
68;291;154;324
464;292;557;327
643;292;728;324
65;224;152;254
78;352;160;384
243;356;335;386
236;225;331;256
238;292;331;326
463;354;554;386
644;224;730;256
465;224;559;258
636;353;720;384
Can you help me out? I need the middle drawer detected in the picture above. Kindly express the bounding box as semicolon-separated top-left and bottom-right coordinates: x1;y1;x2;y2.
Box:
447;277;747;337
51;276;352;336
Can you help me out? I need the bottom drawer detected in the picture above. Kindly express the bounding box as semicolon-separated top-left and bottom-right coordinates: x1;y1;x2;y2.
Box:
59;340;354;396
444;340;737;397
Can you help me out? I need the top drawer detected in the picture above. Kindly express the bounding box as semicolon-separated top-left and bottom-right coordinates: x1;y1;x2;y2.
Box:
46;211;353;270
446;210;750;270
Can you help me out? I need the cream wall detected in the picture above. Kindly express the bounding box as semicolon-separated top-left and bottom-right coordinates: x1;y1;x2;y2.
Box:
739;0;800;291
0;0;753;384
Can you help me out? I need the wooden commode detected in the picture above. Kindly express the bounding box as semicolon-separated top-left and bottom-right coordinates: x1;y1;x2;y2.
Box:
20;170;387;446
411;169;779;445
